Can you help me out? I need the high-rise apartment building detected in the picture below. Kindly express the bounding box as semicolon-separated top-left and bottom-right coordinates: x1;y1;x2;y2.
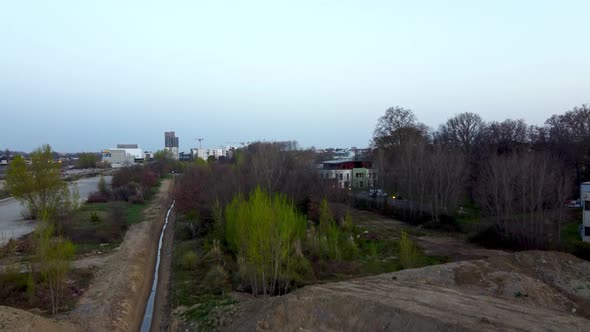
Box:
164;131;179;160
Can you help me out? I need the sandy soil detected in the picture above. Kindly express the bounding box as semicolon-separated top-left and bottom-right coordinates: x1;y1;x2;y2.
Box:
228;251;590;332
0;306;77;332
67;179;172;332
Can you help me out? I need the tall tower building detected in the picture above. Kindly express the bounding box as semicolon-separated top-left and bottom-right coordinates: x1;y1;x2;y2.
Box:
164;131;179;160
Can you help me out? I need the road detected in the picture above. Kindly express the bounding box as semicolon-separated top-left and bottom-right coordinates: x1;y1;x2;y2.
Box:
0;176;112;245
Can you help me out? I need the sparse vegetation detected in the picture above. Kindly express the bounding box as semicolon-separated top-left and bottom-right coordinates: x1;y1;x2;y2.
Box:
35;224;76;315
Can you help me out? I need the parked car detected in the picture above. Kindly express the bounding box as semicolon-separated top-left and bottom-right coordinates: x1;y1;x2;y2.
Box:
564;199;581;208
370;189;387;198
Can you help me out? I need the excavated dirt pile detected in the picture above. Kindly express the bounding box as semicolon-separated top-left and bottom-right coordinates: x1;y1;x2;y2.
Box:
229;251;590;332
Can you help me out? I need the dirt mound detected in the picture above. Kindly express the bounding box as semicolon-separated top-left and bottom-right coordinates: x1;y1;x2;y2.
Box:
0;306;76;332
228;251;590;332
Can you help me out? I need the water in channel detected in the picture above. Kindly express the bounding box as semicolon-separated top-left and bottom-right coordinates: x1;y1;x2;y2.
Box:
140;200;175;332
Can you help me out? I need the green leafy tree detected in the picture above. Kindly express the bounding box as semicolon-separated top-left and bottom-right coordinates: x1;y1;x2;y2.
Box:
225;188;307;295
36;224;75;315
76;152;99;169
5;145;69;221
154;149;174;161
98;175;109;195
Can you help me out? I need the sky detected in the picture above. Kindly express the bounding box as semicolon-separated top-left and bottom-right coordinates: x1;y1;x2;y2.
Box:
1;0;589;152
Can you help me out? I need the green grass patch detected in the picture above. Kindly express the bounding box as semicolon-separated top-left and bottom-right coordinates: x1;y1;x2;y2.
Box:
178;294;237;331
70;199;150;255
125;203;146;225
562;221;583;246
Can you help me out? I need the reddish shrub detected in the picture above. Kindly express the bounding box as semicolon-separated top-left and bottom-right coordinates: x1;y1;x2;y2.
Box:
87;191;110;203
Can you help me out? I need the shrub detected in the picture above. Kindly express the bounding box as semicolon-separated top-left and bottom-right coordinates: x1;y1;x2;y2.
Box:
90;212;100;223
113;182;141;202
398;230;424;269
180;251;199;271
128;193;145;204
201;265;230;294
87;191;109;203
98;175;109;195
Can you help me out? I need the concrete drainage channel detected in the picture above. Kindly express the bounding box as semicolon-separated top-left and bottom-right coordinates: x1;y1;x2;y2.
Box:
141;200;175;332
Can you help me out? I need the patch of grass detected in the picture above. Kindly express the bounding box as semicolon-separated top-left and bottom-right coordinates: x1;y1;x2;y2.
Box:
178;294;237;331
562;221;583;246
68;200;149;255
125;203;146;225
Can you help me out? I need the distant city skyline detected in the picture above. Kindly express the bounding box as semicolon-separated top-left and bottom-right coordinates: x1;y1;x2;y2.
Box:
2;1;589;152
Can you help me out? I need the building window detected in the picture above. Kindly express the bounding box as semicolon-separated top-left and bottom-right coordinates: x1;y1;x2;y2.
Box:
586;227;590;237
585;201;590;211
346;173;349;180
339;173;343;180
359;181;363;187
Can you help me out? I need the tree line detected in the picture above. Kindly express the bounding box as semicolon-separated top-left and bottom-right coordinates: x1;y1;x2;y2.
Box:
372;105;590;248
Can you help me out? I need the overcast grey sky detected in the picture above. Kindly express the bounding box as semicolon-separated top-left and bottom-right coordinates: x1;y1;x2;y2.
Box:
1;0;589;152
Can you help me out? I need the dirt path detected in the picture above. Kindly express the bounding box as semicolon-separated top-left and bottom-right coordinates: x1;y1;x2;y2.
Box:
68;179;172;331
72;252;115;269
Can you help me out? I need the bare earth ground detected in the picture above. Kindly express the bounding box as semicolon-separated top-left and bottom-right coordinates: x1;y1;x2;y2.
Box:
224;211;589;331
0;179;173;332
68;179;172;331
228;251;590;332
0;306;77;332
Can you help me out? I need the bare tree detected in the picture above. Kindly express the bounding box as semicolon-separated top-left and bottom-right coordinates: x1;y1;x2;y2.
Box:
475;151;570;248
437;112;484;153
372;107;428;149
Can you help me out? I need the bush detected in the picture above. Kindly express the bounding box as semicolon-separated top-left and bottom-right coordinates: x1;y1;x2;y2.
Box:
113;182;141;202
87;191;109;203
128;193;145;204
201;265;230;294
90;212;100;223
98;176;109;195
398;231;424;269
180;251;199;271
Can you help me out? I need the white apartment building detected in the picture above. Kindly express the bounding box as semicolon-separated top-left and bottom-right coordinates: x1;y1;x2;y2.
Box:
581;182;590;243
102;144;143;168
191;147;230;161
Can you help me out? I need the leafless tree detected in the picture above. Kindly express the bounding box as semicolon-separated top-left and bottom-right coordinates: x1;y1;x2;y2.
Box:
372;106;429;149
475;151;571;248
437;112;484;153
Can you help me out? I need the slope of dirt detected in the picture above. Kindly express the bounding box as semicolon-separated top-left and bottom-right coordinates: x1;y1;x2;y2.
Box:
228;251;590;332
68;179;172;332
0;306;77;332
